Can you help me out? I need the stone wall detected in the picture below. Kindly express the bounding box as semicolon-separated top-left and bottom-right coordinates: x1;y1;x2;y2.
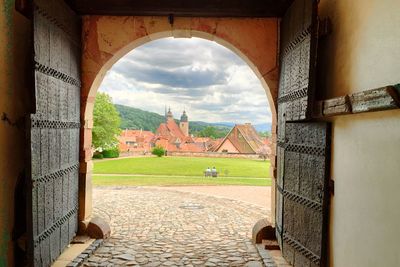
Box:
166;151;262;160
119;151;265;160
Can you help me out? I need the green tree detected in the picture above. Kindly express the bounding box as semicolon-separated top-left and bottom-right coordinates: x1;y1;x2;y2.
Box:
151;146;166;157
258;131;271;138
197;126;228;139
93;93;121;149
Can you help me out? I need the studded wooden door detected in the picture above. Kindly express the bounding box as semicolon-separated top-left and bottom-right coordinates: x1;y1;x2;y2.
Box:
276;123;330;267
276;0;331;266
27;0;81;266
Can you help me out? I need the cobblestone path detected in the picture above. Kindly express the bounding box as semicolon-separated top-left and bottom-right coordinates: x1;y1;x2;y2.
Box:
83;186;270;267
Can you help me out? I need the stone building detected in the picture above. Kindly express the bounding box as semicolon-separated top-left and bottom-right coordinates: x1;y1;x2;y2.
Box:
1;0;399;266
118;129;155;153
154;108;205;152
117;109;216;154
179;110;189;137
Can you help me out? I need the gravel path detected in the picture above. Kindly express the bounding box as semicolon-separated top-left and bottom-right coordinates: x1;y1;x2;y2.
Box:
83;186;270;267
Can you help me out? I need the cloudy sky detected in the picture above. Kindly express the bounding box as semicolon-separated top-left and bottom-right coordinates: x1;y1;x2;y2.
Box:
99;37;271;125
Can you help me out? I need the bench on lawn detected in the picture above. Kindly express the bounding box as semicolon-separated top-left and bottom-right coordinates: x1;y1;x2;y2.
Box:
204;171;218;177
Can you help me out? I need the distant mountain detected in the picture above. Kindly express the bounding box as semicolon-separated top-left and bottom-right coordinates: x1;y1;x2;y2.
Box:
210;122;235;127
211;122;272;132
189;121;232;133
115;104;271;135
253;123;272;132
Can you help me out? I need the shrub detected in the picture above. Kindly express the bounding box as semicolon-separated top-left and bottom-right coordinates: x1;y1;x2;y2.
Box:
151;146;165;157
102;148;120;158
92;153;104;159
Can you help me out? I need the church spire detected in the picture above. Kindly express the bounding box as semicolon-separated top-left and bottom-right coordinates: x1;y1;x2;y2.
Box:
166;106;174;121
179;110;189;136
180;110;188;122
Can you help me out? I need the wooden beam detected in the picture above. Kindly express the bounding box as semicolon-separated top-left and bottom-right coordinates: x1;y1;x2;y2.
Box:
65;0;293;17
350;86;400;113
323;96;352;116
314;85;400;118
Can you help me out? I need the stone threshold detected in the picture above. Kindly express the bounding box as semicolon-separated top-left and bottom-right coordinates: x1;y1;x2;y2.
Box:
256;241;292;267
51;238;103;267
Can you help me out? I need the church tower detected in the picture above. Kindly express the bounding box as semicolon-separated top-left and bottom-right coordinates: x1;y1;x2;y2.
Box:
179;110;189;136
165;107;174;122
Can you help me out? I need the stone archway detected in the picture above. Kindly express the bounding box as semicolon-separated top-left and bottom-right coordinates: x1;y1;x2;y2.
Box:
79;15;280;229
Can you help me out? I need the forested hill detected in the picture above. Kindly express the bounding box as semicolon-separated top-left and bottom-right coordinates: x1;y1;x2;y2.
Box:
116;104;166;132
115;104;271;136
115;104;232;135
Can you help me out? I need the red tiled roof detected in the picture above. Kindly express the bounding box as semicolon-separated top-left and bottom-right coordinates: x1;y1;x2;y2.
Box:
193;137;211;143
166;120;186;140
155;119;196;147
214;123;264;154
156;123;169;137
180;143;204;152
235;124;264;152
207;138;223;151
121;129;154;138
118;129;155;152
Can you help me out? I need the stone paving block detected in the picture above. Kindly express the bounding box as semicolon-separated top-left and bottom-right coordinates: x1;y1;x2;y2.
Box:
66;261;80;267
82;187;271;267
245;261;264;267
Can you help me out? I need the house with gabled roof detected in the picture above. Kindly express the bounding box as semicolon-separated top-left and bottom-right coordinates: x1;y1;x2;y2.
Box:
213;123;264;154
118;129;155;153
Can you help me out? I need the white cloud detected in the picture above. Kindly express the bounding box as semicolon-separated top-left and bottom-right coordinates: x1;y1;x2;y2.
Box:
98;37;271;125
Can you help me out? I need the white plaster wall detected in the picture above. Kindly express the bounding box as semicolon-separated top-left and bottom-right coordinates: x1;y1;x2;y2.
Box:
318;0;400;98
330;111;400;267
317;0;400;266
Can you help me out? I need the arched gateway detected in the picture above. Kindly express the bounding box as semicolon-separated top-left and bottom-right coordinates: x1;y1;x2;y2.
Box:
27;0;332;266
79;15;281;225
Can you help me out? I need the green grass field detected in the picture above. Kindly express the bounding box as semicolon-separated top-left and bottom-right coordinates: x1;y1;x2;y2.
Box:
93;156;271;186
93;175;271;186
94;156;270;178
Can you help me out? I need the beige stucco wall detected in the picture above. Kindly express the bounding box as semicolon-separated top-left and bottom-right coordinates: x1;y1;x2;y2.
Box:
217;139;240;153
318;0;400;98
0;1;31;265
318;0;400;266
329;111;400;267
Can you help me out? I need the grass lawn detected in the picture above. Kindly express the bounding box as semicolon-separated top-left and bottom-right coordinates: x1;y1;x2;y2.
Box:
94;156;270;178
92;175;272;187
